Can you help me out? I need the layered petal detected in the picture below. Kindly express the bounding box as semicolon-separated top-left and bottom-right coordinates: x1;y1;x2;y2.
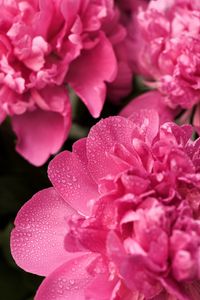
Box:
131;0;200;111
86;116;139;182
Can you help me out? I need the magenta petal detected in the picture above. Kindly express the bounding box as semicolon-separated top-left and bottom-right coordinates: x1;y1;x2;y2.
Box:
87;116;138;182
120;91;177;124
12;107;71;166
67;33;117;118
35;254;98;300
11;188;77;276
48;151;98;216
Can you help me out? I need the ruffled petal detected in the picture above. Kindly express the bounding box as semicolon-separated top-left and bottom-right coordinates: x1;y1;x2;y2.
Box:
86;116;139;182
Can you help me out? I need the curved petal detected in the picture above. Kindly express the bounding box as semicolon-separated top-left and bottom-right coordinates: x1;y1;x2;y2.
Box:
12;87;71;166
12;109;71;166
86;116;138;183
60;0;81;29
120;91;177;124
48;151;98;216
67;33;117;118
35;254;98;300
85;272;119;300
72;138;88;166
129;109;159;145
11;187;77;276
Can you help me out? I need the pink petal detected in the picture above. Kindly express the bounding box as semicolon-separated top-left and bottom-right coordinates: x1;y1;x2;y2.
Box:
72;138;88;166
129;109;159;145
48;151;98;216
11;188;78;276
35;254;98;300
120;91;177;124
86;116;139;183
85;271;119;300
107;232;162;299
67;33;117;118
12;106;71;166
60;0;81;29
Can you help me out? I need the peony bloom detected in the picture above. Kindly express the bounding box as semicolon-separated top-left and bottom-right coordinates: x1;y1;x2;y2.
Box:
0;0;131;165
130;0;200;120
11;110;200;299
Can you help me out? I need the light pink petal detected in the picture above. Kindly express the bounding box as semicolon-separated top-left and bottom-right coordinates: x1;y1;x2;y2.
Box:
87;116;139;183
12;105;71;166
67;33;117;118
129;109;159;145
35;254;98;300
120;91;177;124
11;188;78;276
48;151;98;216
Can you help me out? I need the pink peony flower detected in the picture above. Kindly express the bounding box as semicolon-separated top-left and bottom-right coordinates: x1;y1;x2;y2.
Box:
0;0;131;165
131;0;200;111
11;109;200;299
